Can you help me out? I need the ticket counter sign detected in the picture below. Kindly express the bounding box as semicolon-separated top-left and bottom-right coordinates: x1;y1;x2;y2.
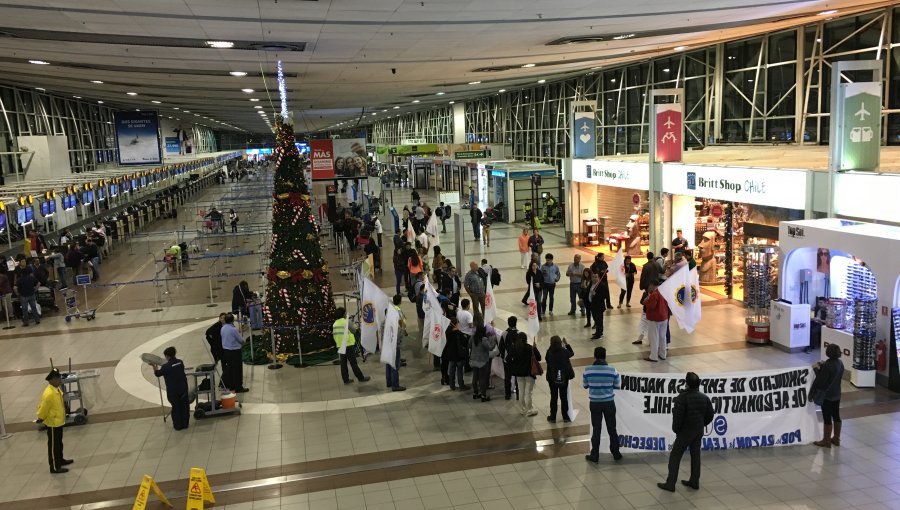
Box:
655;104;682;163
840;83;881;171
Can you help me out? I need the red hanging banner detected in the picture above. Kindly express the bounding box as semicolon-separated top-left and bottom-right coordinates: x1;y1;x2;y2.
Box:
310;139;335;179
655;104;683;163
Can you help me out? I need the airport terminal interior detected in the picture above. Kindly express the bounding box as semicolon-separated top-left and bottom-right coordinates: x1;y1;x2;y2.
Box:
1;1;900;510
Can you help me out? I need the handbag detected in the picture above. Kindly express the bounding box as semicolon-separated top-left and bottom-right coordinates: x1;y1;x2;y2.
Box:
566;363;576;380
530;346;543;377
810;362;841;406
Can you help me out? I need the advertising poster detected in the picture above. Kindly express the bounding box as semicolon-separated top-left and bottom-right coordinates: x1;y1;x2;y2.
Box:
332;138;368;177
655;104;683;163
115;111;162;165
614;367;817;451
310;139;335;180
164;137;181;155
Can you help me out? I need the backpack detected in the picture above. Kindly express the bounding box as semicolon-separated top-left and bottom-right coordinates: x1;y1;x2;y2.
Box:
490;267;501;287
436;207;444;219
444;205;451;218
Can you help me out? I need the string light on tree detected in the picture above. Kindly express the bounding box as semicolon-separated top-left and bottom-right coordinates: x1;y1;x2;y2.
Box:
277;60;288;117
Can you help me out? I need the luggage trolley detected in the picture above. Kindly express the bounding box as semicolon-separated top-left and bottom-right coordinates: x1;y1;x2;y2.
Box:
62;288;96;322
188;364;241;419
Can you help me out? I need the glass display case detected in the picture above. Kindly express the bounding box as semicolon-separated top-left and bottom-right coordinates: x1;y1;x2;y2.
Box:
743;244;778;344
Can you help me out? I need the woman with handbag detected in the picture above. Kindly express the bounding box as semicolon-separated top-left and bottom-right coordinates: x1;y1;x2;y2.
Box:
523;261;543;320
468;320;496;402
509;331;542;416
545;335;574;423
811;344;844;447
579;268;593;329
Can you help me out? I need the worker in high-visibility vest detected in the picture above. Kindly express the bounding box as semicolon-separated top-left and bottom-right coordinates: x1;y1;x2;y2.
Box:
332;307;370;384
36;368;72;474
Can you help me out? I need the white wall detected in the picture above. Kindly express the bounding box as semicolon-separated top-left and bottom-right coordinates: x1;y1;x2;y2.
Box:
18;135;72;181
452;104;466;144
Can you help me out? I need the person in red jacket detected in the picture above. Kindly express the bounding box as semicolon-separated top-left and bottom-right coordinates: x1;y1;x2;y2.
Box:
643;281;669;362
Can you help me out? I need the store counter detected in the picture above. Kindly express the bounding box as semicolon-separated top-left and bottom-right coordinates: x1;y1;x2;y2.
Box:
821;327;875;388
769;301;810;352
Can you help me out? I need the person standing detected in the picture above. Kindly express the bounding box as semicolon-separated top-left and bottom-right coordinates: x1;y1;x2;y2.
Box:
618;255;637;308
566;255;586;316
444;318;469;391
812;344;845;448
480;213;492;247
442;203;451;233
36;368;72;473
470;206;483;241
151;347;191;430
205;313;226;367
392;247;407;297
82;239;100;281
48;247;67;290
464;261;486;317
499;316;520;400
229;208;239;233
0;270;13;322
587;272;607;340
540;254;560;316
374;216;383;247
468;322;496;402
414;203;426;234
14;267;40;326
528;229;544;259
523;261;543;320
545;336;574;423
518;229;530;268
591;253;613;309
671;229;689;254
639;252;661;301
332;307;370;384
437;201;447;233
220;313;248;392
658;372;714;492
509;332;541;416
583;346;622;463
643;281;669;362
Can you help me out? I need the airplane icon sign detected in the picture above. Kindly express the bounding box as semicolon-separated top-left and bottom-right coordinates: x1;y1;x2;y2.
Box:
855;103;870;121
664;117;675;129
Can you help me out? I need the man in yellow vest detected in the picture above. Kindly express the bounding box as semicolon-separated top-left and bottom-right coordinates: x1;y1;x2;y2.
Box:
332;307;370;384
36;369;72;474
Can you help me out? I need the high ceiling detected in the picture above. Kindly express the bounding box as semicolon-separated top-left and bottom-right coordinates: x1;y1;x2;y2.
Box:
0;0;887;134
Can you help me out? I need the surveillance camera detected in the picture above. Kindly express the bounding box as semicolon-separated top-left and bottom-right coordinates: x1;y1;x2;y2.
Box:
391;68;396;75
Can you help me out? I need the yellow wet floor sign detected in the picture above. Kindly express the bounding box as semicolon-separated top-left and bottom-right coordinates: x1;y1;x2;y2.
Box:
186;467;215;509
132;474;172;509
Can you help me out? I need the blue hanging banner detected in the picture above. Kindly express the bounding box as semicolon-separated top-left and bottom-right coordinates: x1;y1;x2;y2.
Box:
573;111;597;158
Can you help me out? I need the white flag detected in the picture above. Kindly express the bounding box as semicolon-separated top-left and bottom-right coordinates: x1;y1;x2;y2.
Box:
381;305;400;368
690;267;702;326
611;249;627;290
657;264;701;333
426;309;451;357
425;211;441;247
424;278;441;313
360;276;391;353
484;278;498;324
405;220;416;245
526;283;540;338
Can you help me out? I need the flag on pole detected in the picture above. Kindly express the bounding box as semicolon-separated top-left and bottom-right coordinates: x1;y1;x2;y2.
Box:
484;278;498;324
381;305;400;368
526;283;540;338
360;276;391;353
611;249;627;290
657;265;701;333
426;310;451;357
405;220;416;245
425;211;441;247
361;253;375;279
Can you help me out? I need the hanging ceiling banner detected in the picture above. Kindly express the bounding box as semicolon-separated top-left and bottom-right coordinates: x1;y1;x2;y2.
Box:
654;104;683;163
839;82;881;171
572;111;597;158
310;139;335;180
114;111;162;165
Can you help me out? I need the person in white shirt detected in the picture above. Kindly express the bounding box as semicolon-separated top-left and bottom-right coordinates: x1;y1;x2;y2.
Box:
374;217;383;247
457;299;475;337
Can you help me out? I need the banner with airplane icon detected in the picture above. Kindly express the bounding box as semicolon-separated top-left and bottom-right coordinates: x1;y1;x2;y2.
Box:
654;104;682;163
840;83;881;171
573;111;597;158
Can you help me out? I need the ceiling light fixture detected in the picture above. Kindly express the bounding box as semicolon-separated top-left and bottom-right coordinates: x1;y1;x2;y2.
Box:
613;34;636;41
73;96;81;99
412;100;420;103
35;87;45;91
241;88;254;93
97;100;104;104
498;89;506;93
229;71;248;77
249;98;260;102
91;80;104;84
151;100;161;104
393;106;399;109
468;81;481;85
663;68;670;72
29;60;50;65
173;107;180;110
449;101;455;104
436;92;445;95
184;110;191;113
521;63;536;68
817;9;838;16
674;45;689;51
537;79;546;84
206;41;234;48
126;92;138;96
254;105;263;109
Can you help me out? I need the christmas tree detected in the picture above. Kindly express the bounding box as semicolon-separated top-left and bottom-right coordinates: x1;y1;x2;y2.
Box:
261;113;337;366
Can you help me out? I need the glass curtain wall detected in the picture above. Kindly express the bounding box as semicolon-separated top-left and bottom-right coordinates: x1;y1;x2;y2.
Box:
371;107;453;145
367;6;897;167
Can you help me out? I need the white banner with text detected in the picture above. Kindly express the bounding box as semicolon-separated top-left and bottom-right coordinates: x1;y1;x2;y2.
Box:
614;367;818;451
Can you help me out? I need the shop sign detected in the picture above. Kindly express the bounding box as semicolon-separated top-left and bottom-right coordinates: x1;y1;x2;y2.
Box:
839;82;881;171
654;104;682;163
663;164;807;209
787;226;804;238
711;204;724;218
571;159;650;190
455;150;485;159
402;137;427;145
509;169;556;180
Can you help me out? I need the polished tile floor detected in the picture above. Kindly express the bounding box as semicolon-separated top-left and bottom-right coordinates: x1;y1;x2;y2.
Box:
0;178;897;510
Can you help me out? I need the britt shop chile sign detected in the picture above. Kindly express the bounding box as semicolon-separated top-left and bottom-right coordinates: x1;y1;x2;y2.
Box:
663;164;807;210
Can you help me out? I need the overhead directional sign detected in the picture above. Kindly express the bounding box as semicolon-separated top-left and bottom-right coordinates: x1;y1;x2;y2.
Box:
840;82;881;171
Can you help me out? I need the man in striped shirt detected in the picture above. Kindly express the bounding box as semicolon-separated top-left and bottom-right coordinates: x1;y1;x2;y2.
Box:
583;346;623;462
